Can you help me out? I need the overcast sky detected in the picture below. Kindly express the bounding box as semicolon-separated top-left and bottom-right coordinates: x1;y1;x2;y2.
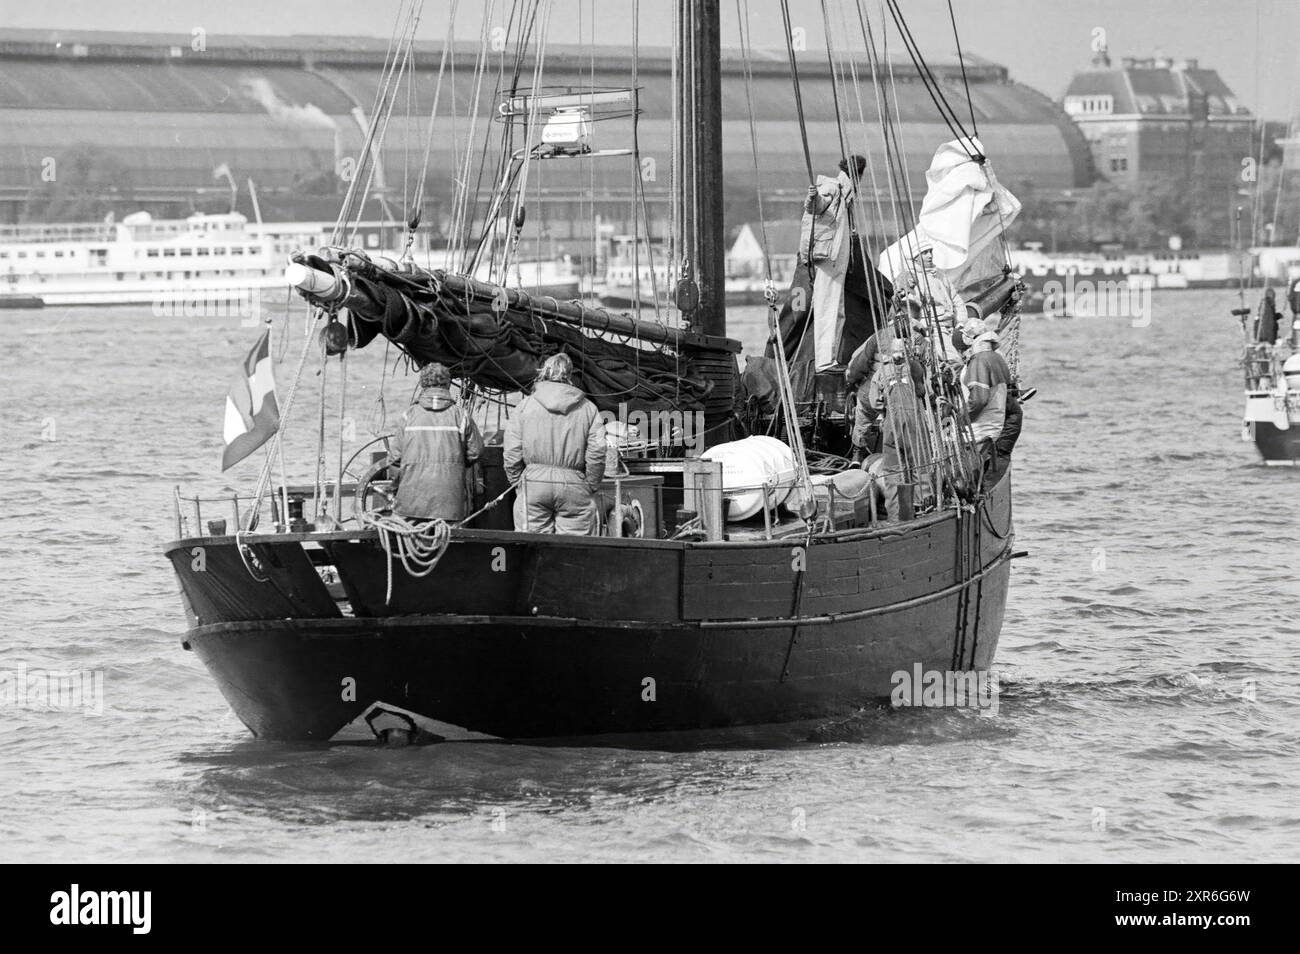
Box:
7;0;1299;119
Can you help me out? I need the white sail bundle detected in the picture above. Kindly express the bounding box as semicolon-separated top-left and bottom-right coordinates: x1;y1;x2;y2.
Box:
878;137;1021;290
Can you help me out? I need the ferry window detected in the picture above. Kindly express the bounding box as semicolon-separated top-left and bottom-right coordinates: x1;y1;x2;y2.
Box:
232;247;244;256
180;248;193;256
35;250;45;258
163;248;176;257
147;248;159;257
197;248;209;256
214;247;226;255
17;251;25;258
55;250;64;257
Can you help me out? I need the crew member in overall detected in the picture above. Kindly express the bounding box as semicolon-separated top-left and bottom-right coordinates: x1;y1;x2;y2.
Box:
388;362;485;521
960;315;1020;478
504;353;607;535
866;337;927;521
845;313;923;464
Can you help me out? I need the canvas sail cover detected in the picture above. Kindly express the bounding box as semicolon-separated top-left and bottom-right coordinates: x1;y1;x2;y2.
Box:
878;137;1021;294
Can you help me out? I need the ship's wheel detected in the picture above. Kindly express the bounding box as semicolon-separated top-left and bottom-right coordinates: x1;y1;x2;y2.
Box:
339;436;396;523
352;457;396;522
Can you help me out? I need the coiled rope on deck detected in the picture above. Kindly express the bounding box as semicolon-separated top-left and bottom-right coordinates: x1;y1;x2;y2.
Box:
357;478;520;604
359;511;453;605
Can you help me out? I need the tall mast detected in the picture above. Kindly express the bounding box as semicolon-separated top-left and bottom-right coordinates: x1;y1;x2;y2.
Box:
679;0;726;338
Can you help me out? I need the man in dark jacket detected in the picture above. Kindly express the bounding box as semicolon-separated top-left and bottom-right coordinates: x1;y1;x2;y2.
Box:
389;363;484;521
1256;288;1280;345
504;353;607;535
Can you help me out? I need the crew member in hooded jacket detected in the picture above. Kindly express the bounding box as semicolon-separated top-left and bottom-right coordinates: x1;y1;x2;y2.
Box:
504;353;607;535
960;315;1020;478
389;362;485;521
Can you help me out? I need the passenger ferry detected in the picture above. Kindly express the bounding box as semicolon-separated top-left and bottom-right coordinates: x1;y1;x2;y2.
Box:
0;212;581;310
595;235;789;308
0;212;283;309
1009;244;1243;291
250;221;582;299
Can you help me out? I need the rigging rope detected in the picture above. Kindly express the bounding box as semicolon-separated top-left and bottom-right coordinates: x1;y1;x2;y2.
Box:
946;0;980;140
780;0;816;185
884;0;980;161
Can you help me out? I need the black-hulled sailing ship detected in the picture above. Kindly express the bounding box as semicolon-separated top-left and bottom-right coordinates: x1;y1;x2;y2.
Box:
165;0;1025;743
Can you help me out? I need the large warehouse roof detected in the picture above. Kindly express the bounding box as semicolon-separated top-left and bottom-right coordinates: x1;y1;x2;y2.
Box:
0;28;1093;224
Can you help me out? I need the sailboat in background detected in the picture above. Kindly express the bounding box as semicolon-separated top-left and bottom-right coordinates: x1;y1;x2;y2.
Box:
164;0;1025;743
1239;119;1300;464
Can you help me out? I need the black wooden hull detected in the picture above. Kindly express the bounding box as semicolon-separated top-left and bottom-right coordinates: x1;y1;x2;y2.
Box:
167;473;1014;742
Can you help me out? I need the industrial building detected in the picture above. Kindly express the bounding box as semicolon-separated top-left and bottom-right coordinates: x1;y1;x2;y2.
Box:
0;27;1093;249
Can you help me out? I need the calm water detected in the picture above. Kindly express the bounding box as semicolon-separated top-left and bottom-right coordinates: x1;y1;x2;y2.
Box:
2;289;1298;863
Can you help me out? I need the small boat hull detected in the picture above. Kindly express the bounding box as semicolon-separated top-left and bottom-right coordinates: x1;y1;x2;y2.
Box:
0;294;44;309
1243;390;1300;464
1249;421;1300;464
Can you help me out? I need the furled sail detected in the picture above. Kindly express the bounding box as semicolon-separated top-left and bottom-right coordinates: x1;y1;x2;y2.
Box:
290;252;723;417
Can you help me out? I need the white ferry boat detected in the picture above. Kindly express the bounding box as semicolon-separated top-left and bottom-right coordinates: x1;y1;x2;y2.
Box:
595;235;782;307
1009;245;1243;291
0;212;284;309
0;212;580;309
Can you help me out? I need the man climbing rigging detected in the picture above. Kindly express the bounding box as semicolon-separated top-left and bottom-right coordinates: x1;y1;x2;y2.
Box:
504;353;607;535
800;154;867;372
767;156;892;376
389;363;485;522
